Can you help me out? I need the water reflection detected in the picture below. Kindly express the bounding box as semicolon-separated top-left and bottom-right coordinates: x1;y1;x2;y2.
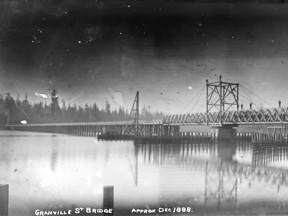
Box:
252;142;288;168
1;131;288;215
127;144;139;186
50;141;59;172
134;139;288;214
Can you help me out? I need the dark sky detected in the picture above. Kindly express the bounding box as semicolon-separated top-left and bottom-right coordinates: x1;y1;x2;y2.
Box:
1;0;288;113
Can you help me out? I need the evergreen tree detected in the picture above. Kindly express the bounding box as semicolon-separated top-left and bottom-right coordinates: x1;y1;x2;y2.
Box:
51;89;60;116
105;99;111;114
4;93;17;124
92;103;100;121
61;99;66;110
24;92;28;104
0;94;4;114
0;92;165;124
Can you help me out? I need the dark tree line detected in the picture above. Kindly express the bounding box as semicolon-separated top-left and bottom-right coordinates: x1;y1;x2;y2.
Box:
0;90;164;125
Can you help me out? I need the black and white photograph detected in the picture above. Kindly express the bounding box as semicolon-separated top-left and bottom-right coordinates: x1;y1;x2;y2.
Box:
1;0;288;215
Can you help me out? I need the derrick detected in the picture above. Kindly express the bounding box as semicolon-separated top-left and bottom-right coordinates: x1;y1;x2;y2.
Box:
123;91;140;136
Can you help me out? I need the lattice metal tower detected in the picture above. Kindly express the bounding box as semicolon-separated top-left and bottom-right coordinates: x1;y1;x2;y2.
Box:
206;76;239;124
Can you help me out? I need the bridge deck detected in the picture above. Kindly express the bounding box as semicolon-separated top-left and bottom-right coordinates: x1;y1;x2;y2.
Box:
6;119;163;127
6;107;288;127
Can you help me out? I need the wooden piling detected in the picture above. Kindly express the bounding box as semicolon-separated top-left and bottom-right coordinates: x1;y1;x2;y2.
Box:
103;186;114;215
0;184;9;216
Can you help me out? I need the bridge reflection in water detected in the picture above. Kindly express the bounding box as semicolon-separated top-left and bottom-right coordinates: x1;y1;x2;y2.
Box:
2;131;288;215
132;139;288;214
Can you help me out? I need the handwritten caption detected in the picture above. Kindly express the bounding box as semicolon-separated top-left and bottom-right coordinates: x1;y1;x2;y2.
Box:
35;207;193;215
35;208;113;215
132;207;193;214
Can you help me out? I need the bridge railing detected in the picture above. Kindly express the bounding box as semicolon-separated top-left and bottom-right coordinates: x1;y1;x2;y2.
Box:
163;107;288;125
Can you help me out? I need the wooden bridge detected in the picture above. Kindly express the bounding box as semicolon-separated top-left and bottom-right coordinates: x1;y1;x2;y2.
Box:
6;77;288;140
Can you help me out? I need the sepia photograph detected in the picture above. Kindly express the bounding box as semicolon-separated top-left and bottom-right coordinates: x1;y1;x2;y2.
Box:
1;0;288;215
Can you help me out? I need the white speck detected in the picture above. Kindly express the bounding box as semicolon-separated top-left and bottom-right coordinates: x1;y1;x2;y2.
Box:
188;86;193;90
20;120;27;125
272;40;275;43
232;36;235;39
78;40;81;44
127;5;131;8
119;32;122;35
32;35;40;44
86;37;94;43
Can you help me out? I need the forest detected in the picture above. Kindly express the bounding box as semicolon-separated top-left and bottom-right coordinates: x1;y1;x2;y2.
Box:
0;90;164;125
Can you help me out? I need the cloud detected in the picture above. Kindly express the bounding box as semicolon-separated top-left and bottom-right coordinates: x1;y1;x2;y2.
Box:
108;87;124;107
35;92;49;99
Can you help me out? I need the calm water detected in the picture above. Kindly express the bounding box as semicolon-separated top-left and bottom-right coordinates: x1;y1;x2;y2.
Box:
0;130;288;216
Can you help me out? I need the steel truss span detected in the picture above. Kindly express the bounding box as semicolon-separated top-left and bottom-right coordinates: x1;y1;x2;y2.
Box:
163;107;288;125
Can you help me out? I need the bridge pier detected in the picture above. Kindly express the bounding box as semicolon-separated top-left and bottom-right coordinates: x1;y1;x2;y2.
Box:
163;125;180;137
212;125;237;139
